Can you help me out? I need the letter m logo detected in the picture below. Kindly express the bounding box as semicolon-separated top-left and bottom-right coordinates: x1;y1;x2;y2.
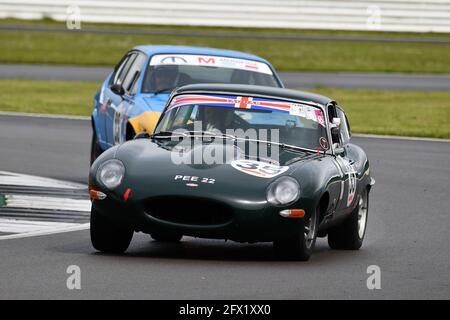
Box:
198;56;215;64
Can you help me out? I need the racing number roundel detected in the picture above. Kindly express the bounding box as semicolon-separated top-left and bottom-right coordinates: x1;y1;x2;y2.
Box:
335;157;358;207
231;160;289;178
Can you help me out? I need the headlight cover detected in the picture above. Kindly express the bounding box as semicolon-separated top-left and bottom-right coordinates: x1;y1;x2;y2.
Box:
97;159;125;190
267;176;300;206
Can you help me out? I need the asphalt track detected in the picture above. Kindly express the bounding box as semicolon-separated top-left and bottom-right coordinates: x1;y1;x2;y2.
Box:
2;64;450;91
0;114;449;299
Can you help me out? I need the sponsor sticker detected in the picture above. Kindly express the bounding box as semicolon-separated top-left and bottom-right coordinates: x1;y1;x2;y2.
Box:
289;104;325;128
289;103;307;118
149;54;273;75
314;109;326;127
231;160;289;178
319;137;329;150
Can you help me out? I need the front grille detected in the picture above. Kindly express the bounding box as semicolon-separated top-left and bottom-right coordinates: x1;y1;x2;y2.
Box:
144;196;233;226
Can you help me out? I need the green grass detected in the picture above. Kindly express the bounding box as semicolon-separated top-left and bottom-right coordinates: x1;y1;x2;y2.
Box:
1;19;450;73
0;79;99;116
1;79;449;138
312;88;450;139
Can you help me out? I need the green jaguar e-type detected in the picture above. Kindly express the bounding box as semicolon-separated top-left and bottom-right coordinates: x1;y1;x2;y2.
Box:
89;84;374;261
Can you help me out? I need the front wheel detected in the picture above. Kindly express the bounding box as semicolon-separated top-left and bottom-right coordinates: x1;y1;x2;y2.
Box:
273;207;319;261
90;206;133;253
328;188;369;250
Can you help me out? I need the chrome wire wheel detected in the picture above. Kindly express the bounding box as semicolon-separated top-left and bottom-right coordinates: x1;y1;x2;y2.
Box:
357;190;368;239
304;212;317;249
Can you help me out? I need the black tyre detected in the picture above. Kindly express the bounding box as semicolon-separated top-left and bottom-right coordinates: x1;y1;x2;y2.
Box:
273;207;319;261
90;206;133;253
150;232;183;242
125;123;136;141
90;131;103;165
328;188;369;250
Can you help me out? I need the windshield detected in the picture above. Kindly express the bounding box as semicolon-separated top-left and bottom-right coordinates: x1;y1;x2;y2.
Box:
142;54;280;93
155;94;329;152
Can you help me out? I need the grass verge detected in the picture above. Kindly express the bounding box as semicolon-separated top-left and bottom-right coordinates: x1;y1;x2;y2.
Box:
1;79;449;138
1;19;450;73
313;88;450;139
0;79;98;116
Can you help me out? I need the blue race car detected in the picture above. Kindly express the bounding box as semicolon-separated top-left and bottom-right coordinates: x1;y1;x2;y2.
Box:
90;45;284;163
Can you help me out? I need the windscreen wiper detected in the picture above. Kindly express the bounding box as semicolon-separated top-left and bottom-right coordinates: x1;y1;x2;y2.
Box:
151;131;187;139
231;136;321;154
185;131;320;154
278;143;321;154
152;131;319;153
185;130;236;140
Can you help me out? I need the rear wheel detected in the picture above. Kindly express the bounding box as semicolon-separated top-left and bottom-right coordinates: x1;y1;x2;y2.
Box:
328;188;369;250
150;232;183;242
90;131;103;165
273;207;319;261
90;206;133;253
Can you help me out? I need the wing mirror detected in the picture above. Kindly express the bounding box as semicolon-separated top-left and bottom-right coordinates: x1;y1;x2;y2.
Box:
110;83;125;96
330;117;341;135
333;143;345;155
330;117;341;128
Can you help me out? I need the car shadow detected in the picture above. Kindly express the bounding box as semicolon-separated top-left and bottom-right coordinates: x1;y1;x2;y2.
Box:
91;236;355;263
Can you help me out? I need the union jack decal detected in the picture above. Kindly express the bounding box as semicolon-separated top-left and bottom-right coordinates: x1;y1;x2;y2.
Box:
168;94;325;127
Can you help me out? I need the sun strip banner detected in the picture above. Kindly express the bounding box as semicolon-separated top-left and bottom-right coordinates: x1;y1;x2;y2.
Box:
149;54;273;75
168;94;326;127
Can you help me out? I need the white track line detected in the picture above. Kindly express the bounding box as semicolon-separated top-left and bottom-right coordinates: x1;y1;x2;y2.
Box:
0;170;86;189
1;111;449;143
0;171;90;240
0;111;90;120
0;222;90;240
4;194;91;212
0;218;81;233
353;133;450;143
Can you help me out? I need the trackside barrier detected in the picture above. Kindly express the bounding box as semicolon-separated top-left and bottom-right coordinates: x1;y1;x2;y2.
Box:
1;0;450;32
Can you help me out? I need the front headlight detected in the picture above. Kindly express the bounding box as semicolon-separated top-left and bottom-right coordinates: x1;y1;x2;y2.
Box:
267;176;300;206
97;159;125;190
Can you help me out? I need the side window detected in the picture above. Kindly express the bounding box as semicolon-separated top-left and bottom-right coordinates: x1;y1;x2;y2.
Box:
113;53;136;87
124;53;147;95
110;54;130;85
336;107;350;145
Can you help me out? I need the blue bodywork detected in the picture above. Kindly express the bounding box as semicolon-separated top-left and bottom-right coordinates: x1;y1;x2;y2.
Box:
91;45;284;152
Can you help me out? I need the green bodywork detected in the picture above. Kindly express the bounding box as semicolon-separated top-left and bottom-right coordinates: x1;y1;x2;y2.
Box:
89;84;373;243
0;194;6;208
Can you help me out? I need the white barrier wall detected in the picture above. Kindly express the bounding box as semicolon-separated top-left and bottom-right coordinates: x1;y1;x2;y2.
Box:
1;0;450;33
